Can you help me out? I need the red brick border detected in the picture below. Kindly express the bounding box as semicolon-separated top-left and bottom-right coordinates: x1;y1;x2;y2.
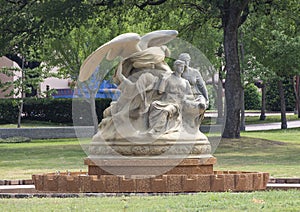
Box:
32;171;269;193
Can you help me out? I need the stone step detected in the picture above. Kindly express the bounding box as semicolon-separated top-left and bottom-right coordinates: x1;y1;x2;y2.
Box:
0;184;300;196
0;179;33;185
266;183;300;190
0;185;36;193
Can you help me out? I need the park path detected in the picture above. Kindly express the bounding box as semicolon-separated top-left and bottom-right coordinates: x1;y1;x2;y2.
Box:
205;111;300;131
246;120;300;131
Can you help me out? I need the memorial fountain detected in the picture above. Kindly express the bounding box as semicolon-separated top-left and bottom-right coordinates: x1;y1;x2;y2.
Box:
33;30;269;193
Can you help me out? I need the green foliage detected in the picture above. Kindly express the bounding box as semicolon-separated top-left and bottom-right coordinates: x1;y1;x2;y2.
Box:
0;136;31;143
266;78;296;111
0;0;91;55
265;30;300;77
0;98;111;124
243;0;300;78
244;84;261;110
242;54;274;84
206;84;217;110
0;99;19;124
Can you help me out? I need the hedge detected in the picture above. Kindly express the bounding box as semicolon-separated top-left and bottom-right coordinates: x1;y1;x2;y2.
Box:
266;78;295;111
0;99;19;124
0;98;111;125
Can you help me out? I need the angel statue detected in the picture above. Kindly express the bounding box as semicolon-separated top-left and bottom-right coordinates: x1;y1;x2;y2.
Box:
79;30;207;141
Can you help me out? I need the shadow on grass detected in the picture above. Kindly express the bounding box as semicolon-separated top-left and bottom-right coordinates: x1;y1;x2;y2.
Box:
1;135;299;178
213;136;300;177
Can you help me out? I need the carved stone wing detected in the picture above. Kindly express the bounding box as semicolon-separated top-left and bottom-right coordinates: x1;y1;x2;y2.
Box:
79;33;141;82
138;30;178;50
79;30;178;82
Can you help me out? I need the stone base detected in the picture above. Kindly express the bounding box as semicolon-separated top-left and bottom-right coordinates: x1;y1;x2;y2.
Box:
32;157;269;193
32;171;269;193
84;157;216;177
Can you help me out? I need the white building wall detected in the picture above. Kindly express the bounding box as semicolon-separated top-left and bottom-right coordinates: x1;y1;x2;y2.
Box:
39;67;71;93
0;56;22;98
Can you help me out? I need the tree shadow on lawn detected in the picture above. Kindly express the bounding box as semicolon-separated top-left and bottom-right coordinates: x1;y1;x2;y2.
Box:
1;136;299;178
212;136;300;177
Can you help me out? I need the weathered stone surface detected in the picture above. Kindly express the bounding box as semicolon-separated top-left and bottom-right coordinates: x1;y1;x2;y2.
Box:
88;138;211;158
32;171;269;193
85;157;215;176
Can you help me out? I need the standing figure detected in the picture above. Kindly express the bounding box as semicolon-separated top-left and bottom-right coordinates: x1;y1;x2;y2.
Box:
178;53;209;108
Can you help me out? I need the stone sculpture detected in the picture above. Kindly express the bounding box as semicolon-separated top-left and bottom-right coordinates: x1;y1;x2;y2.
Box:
79;30;212;175
79;30;208;141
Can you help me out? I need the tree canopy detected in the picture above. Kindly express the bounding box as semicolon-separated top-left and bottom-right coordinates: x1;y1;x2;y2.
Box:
1;0;299;137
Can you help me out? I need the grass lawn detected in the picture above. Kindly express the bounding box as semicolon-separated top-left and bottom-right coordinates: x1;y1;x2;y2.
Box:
0;138;88;179
0;190;299;211
0;129;300;211
0;120;73;128
211;128;300;177
203;113;299;125
245;114;299;125
0;129;299;179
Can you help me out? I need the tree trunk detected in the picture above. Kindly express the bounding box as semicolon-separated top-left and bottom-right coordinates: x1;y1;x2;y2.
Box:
17;100;23;128
293;75;300;118
260;84;266;120
298;76;300;118
216;73;224;124
278;80;287;129
17;57;25;128
89;95;99;134
239;29;245;131
221;1;246;138
240;88;245;131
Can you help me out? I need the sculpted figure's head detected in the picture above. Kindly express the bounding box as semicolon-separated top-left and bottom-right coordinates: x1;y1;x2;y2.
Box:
178;53;191;67
173;59;186;75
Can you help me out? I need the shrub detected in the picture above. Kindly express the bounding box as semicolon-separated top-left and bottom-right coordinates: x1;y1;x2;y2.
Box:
244;84;261;110
0;98;112;124
0;99;19;124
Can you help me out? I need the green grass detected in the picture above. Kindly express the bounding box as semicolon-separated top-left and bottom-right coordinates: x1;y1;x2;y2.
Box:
202;113;299;125
0;120;73;128
0;190;300;211
0;130;300;211
0;138;88;179
212;128;300;177
0;129;299;179
245;114;299;125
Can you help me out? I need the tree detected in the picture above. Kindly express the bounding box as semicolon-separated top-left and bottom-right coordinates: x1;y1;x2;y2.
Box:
265;31;300;128
242;0;300;128
0;53;52;127
122;0;249;138
43;14;133;132
0;0;114;130
0;0;94;89
243;54;274;120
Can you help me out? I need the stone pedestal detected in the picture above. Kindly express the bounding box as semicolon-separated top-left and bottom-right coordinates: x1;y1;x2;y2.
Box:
84;157;217;177
32;136;269;193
